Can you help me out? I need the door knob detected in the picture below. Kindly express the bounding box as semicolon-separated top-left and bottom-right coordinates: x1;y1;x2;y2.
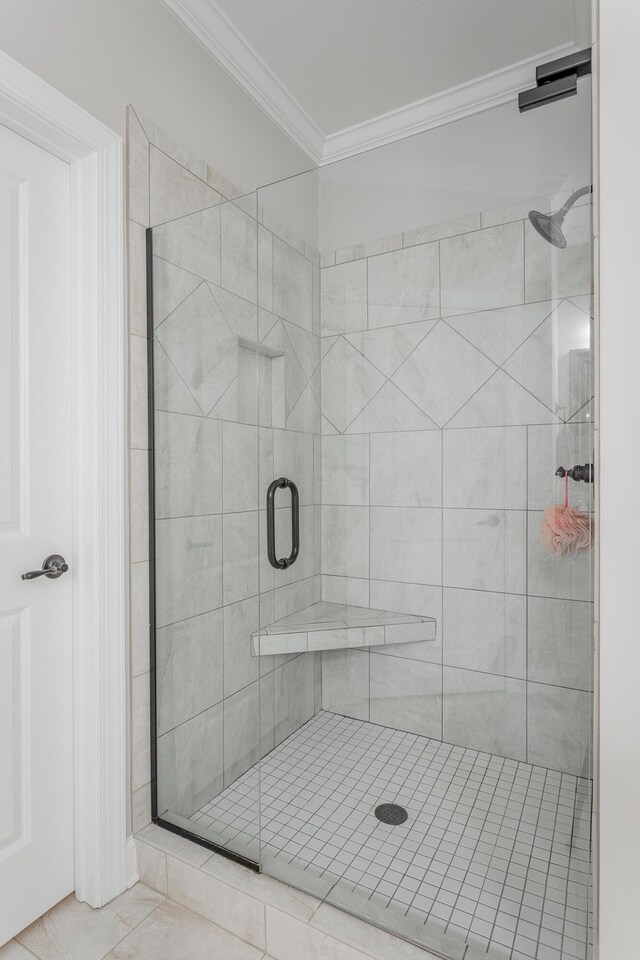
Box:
22;554;69;580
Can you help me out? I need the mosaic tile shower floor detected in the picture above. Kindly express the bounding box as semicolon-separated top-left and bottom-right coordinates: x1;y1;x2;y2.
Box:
189;712;592;960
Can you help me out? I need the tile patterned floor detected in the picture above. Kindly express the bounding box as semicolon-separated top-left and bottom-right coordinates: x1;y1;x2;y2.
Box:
190;711;592;960
3;884;263;960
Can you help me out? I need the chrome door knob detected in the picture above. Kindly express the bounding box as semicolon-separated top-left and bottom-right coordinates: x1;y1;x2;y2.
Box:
22;554;69;580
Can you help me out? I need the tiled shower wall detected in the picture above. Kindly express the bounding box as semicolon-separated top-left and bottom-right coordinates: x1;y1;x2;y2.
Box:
319;198;594;777
126;108;321;830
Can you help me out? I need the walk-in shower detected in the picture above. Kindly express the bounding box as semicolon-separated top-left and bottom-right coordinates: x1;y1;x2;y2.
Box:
147;75;594;960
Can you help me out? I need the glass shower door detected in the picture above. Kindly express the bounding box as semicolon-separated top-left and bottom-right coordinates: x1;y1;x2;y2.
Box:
255;84;594;960
149;192;264;863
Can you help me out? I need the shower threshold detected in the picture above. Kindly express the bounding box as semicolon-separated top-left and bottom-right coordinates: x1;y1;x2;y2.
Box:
182;712;592;960
251;600;437;656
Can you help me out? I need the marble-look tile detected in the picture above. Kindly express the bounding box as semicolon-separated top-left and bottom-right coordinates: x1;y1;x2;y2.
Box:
273;429;314;506
223;595;260;698
282;321;320;385
274;654;316;744
223;421;258;513
273;237;313;331
369;580;442;663
209;284;258;341
321;259;367;335
391;322;496;427
440;220;524;317
223;677;274;787
402;213;482;247
139;112;209;182
16;884;163;960
156;702;224;816
345;320;436;378
131;784;152;834
0;943;38;959
345;381;438;434
321;649;369;721
370;656;442;738
130;561;150;678
152;205;221;285
367;243;439;328
446;368;558;428
273;503;314;587
258;224;274;311
370;431;441;507
443;426;526;509
156;283;237;415
106;898;262;960
321;337;385;434
265;905;373;960
166;857;265;950
223;512;259;605
503;299;592;420
369;507;441;585
136;823;213;867
150;146;221;226
443;667;527;761
153;341;201;416
156;609;223;735
128;220;148;337
321;505;369;579
155;515;222;626
445;300;556;365
481;194;556;229
321;575;370;607
528;597;593;690
152;257;201;329
527;510;593;600
443;509;526;593
335;234;403;264
202;852;320;923
130;449;149;564
131;673;151;792
528;422;594;512
135;840;168;895
525;203;592;302
221;201;257;302
155;413;222;518
207;165;243;201
443;588;526;677
130;335;148;450
126;108;149;227
322;434;369;505
527;683;592;776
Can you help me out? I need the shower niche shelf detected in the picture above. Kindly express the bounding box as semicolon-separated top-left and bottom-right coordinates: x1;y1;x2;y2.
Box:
251;600;436;656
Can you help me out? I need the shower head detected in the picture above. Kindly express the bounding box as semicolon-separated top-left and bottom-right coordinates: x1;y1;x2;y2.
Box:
528;185;591;248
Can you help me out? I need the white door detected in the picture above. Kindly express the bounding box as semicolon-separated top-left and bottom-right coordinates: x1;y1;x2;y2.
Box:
0;123;73;943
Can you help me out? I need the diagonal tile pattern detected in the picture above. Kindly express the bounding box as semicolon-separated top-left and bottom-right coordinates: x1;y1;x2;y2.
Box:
321;338;386;433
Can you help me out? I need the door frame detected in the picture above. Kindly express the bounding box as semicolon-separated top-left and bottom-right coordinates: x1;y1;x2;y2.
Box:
0;51;128;907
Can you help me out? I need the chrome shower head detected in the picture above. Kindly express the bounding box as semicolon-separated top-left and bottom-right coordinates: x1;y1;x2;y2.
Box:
528;186;591;248
528;209;568;248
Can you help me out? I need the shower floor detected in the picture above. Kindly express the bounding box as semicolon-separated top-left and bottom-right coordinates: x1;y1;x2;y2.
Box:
189;711;592;960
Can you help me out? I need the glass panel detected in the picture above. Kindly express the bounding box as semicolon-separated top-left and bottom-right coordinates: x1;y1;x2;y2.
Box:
256;81;594;960
149;193;261;863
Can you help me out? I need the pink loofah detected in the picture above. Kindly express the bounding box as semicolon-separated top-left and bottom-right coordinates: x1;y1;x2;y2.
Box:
541;474;594;557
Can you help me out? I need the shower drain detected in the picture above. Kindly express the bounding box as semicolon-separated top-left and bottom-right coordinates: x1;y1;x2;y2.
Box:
374;803;408;825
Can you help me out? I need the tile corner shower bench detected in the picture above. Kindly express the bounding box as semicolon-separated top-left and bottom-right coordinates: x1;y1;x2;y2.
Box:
251;600;437;656
148;80;595;960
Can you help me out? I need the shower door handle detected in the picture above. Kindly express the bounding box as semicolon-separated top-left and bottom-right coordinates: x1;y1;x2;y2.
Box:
266;478;299;569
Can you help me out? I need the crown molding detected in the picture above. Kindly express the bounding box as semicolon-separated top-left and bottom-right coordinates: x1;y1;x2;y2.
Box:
320;43;579;164
158;0;325;163
157;1;580;168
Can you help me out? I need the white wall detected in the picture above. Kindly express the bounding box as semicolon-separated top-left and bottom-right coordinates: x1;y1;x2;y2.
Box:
0;0;312;192
598;2;640;958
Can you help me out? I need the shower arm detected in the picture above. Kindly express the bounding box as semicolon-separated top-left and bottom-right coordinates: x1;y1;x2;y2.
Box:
558;186;592;218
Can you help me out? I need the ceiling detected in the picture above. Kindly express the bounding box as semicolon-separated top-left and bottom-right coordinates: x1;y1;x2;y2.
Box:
212;0;587;133
159;0;591;162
